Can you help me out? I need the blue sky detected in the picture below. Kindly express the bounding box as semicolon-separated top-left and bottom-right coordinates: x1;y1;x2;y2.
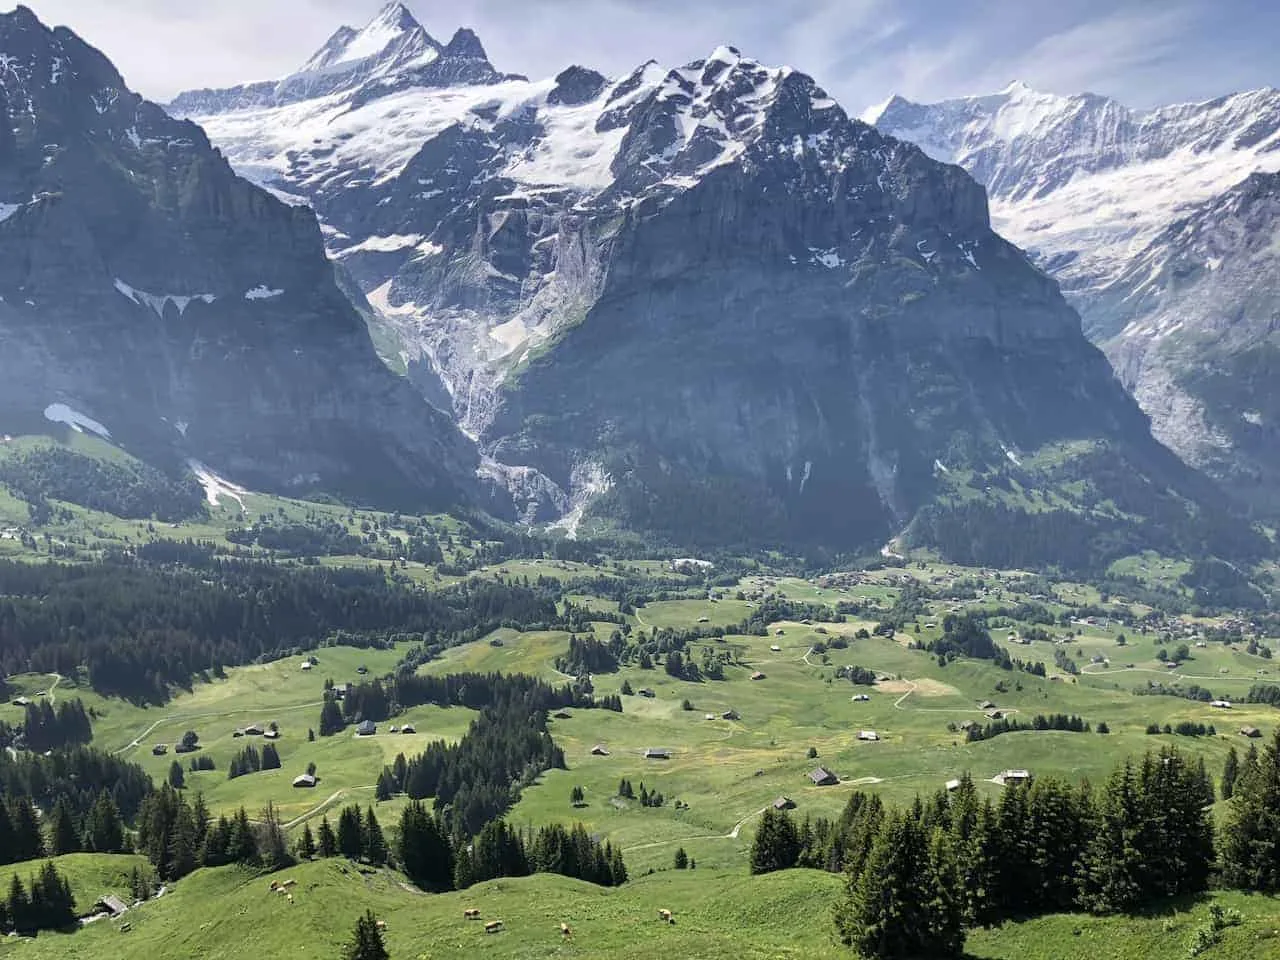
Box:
24;0;1279;110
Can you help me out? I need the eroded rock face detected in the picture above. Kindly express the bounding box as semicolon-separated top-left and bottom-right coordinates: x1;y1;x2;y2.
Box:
0;5;484;511
175;18;1238;554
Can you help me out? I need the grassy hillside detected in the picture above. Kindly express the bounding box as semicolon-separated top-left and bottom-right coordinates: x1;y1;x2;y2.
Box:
0;854;147;916
0;858;1275;960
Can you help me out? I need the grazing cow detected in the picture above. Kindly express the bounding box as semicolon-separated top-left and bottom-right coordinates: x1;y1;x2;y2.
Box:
286;894;294;903
463;908;481;920
485;920;504;934
560;923;573;939
375;920;386;930
658;909;673;923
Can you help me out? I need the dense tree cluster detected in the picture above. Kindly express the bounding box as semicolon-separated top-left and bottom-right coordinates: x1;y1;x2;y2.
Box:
0;446;207;523
0;747;151;825
135;787;290;881
395;802;626;892
0;862;76;935
555;634;621;676
752;748;1217;959
964;713;1091;743
227;744;281;779
13;699;92;752
0;558;557;702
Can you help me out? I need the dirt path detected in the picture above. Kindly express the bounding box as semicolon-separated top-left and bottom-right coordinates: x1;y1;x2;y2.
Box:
111;700;326;755
891;680;1019;716
1081;663;1275;684
281;786;375;830
623;805;768;853
47;673;61;704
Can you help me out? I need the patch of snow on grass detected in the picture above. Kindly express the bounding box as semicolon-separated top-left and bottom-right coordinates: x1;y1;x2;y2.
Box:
0;203;19;223
186;459;248;510
810;247;845;268
44;403;111;439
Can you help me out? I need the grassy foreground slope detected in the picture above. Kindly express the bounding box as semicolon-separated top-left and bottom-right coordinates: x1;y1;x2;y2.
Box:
0;859;1276;960
0;854;147;916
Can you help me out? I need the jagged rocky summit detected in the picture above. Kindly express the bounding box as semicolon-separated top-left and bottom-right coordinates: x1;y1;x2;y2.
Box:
874;82;1280;513
0;5;486;511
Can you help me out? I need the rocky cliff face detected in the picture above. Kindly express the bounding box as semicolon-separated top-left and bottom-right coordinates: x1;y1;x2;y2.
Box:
1102;173;1280;512
874;83;1280;513
172;10;1258;560
0;6;483;511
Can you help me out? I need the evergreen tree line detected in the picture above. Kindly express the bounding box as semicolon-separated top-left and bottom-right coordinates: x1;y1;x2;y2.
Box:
1246;684;1280;706
396;803;626;892
554;634;621;676
964;713;1092;743
134;787;291;881
0;791;128;863
751;747;1221;959
335;670;618;730
0;558;557;702
375;696;566;837
0;746;152;825
1145;721;1216;737
3;699;94;752
226;744;281;779
0;862;77;935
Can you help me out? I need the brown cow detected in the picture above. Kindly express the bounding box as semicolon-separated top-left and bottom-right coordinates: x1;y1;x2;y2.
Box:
658;909;673;923
463;908;482;920
484;920;504;934
560;922;573;939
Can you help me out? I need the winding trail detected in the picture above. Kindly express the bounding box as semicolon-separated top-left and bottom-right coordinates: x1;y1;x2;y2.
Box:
1081;663;1277;684
282;786;376;830
891;679;1020;716
623;805;769;853
46;673;61;704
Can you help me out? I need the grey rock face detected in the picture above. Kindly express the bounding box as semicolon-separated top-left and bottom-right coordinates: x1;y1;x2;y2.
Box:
875;83;1280;513
175;32;1235;553
0;6;484;511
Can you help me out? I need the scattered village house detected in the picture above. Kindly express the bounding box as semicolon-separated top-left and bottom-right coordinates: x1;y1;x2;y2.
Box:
292;773;317;788
945;779;962;792
1210;700;1232;709
356;720;377;736
93;895;128;919
721;709;740;721
151;744;168;756
773;796;796;810
591;744;610;756
809;766;838;786
751;671;767;681
644;748;672;760
994;769;1032;786
1240;726;1262;738
401;724;415;734
858;730;880;742
243;723;264;736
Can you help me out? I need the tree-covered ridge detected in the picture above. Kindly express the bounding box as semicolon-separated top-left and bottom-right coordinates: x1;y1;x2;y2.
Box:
0;445;207;523
0;747;152;825
0;558;558;702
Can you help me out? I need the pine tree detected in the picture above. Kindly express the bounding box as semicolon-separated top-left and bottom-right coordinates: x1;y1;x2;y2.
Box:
1078;760;1147;913
200;816;232;868
835;811;963;958
1221;730;1280;891
299;823;317;860
85;791;125;853
258;802;290;869
397;801;453;892
319;699;346;737
48;797;81;856
337;806;364;860
7;875;30;936
1222;746;1240;800
342;909;389;960
363;808;387;866
0;797;14;867
10;797;43;862
168;761;186;789
673;846;689;869
750;808;800;875
318;815;337;858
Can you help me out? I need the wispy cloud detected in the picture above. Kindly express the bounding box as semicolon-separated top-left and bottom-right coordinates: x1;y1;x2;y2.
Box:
19;0;1277;110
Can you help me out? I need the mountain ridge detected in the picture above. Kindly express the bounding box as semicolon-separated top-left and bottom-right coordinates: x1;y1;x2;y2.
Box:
0;4;490;513
165;14;1267;564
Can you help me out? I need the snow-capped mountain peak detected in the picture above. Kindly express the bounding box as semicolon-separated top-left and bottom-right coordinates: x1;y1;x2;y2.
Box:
299;2;436;75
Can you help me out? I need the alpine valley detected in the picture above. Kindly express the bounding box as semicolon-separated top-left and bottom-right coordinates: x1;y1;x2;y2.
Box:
873;83;1280;515
166;2;1260;567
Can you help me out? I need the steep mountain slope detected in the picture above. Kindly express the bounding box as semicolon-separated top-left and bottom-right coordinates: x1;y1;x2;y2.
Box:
173;6;1263;563
0;5;483;511
1102;172;1280;511
874;83;1280;511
